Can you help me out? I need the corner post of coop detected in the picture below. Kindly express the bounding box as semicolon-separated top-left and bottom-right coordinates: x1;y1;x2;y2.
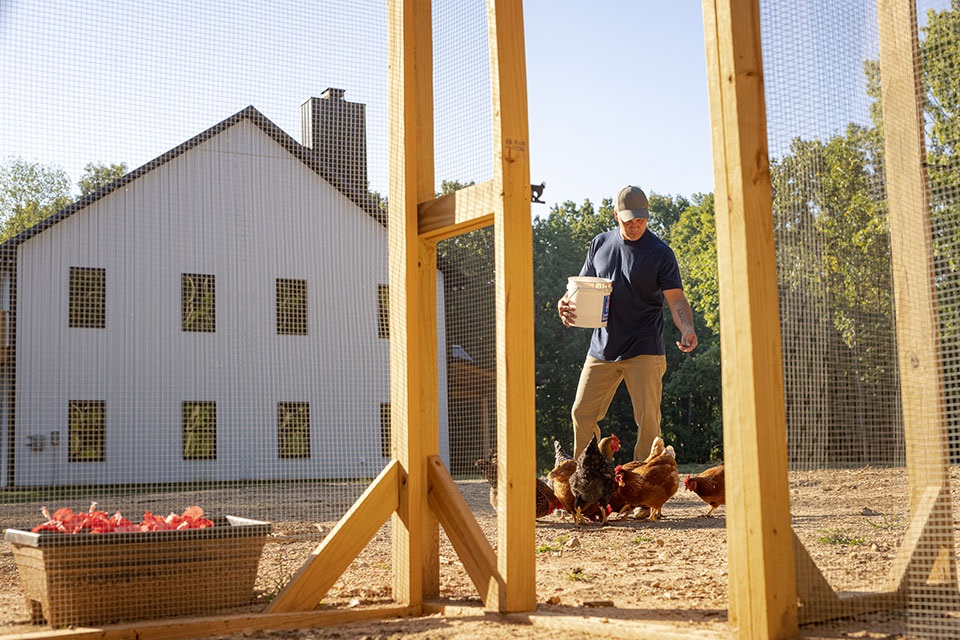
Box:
488;0;537;613
387;0;441;606
877;0;956;587
702;0;798;639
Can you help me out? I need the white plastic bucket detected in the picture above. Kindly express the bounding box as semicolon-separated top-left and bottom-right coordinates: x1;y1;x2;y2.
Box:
566;276;612;328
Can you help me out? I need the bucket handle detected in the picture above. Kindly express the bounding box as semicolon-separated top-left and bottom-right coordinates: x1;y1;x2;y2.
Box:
568;280;611;291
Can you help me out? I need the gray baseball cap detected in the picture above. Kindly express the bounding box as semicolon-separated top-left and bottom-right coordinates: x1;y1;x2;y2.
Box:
615;185;649;220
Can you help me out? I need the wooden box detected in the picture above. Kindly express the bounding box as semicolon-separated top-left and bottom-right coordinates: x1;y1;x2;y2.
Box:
5;515;271;627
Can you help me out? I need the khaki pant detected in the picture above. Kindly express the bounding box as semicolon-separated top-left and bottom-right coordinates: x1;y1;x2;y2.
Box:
571;354;667;461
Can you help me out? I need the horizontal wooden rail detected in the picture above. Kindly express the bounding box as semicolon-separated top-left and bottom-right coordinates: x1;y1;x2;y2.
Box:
417;180;495;241
3;605;419;640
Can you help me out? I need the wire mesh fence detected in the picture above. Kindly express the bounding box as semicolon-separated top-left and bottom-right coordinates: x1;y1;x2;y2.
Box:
0;0;408;628
2;0;960;637
763;0;960;636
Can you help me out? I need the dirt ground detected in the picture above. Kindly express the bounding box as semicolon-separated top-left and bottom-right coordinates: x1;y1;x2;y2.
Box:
0;466;944;639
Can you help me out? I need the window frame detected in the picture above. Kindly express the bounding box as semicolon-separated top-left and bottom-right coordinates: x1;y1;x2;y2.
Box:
377;284;390;339
181;273;216;333
68;266;106;329
68;400;106;462
276;278;308;336
278;402;311;459
182;401;217;460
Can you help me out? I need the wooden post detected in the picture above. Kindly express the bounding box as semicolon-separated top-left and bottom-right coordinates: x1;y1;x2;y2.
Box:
702;0;798;638
488;0;537;613
877;0;949;508
387;0;440;606
877;0;955;586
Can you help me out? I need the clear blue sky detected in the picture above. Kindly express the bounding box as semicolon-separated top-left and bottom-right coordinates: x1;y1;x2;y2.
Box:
524;2;713;207
0;1;715;211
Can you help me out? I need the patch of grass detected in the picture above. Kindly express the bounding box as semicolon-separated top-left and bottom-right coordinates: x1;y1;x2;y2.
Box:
567;567;589;582
537;534;570;554
818;528;866;546
632;535;655;544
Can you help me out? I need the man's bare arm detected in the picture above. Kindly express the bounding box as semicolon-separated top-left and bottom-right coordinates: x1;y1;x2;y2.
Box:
663;288;698;352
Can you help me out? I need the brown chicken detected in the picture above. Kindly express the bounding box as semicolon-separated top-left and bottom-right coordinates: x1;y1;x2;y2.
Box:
685;464;725;517
610;435;665;513
612;437;679;521
547;441;578;515
598;434;621;461
476;452;561;518
548;436;620;520
535;478;561;518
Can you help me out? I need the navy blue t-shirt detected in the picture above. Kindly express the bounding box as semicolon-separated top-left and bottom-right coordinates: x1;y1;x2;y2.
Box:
579;229;683;361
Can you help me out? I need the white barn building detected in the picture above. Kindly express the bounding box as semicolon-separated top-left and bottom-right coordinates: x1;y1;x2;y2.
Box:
0;90;450;487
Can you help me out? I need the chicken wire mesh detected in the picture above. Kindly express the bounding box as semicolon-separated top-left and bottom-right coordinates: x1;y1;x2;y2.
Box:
762;0;960;635
0;0;497;630
7;0;959;636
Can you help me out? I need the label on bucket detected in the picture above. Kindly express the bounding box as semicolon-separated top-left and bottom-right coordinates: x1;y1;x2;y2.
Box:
566;276;613;328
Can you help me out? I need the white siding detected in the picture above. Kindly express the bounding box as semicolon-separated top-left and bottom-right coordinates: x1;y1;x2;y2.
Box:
11;119;449;486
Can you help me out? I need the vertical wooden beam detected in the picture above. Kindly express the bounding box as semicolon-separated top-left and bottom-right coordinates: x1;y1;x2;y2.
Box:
877;0;950;504
877;0;955;587
387;0;440;606
700;1;737;626
702;1;798;638
487;0;536;613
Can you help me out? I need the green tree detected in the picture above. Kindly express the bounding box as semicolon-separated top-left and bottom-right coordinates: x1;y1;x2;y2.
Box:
920;1;960;455
769;127;897;466
0;158;72;242
78;161;127;197
670;193;719;334
646;193;690;245
660;193;723;462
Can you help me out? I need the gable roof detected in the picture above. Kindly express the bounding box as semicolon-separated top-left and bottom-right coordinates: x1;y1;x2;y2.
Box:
0;105;385;257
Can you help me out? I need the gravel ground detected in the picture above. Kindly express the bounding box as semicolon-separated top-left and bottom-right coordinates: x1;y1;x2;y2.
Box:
1;466;953;639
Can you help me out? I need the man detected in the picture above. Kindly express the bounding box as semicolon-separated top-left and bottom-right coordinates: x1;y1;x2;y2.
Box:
558;185;697;462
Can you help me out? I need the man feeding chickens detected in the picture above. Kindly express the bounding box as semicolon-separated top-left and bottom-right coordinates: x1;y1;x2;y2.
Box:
557;185;698;463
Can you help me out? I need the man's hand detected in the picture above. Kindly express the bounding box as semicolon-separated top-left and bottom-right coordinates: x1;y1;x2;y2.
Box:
557;295;576;327
676;330;698;353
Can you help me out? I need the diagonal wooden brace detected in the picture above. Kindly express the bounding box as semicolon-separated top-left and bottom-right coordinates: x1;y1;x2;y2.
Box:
795;483;958;625
885;483;957;593
267;460;401;613
427;454;504;607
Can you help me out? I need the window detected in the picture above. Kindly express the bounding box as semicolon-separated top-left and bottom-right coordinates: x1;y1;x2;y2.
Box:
183;401;217;460
380;402;391;458
277;279;307;335
69;267;106;328
377;284;390;339
278;402;310;459
68;400;105;462
182;273;216;332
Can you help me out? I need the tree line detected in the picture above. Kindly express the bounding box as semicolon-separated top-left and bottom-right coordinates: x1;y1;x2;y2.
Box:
0;160;127;242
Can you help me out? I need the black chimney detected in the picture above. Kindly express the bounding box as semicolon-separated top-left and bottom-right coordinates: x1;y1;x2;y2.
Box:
301;88;368;195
